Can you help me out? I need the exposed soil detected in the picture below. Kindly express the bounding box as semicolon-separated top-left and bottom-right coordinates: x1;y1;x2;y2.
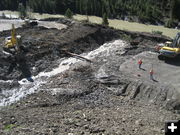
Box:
0;21;119;81
0;19;179;135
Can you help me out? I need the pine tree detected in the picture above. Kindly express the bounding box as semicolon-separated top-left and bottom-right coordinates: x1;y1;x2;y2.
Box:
0;0;179;23
18;3;27;19
102;13;109;26
65;8;73;19
170;0;176;20
171;0;180;20
2;12;6;19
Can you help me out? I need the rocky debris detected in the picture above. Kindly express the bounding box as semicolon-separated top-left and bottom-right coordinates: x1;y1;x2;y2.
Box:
0;80;19;90
166;99;180;113
95;71;180;112
96;75;120;85
130;37;144;46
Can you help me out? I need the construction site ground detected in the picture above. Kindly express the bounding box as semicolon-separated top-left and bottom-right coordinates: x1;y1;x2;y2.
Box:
0;18;180;135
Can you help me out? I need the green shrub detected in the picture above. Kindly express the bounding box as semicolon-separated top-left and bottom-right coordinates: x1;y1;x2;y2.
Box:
4;124;16;131
121;34;132;41
152;30;163;35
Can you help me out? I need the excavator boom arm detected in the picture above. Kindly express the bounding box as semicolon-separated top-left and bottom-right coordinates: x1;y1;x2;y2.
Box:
11;24;17;45
172;32;180;47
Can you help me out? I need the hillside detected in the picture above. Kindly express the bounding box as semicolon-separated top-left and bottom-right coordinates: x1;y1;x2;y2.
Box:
0;0;180;26
0;18;180;135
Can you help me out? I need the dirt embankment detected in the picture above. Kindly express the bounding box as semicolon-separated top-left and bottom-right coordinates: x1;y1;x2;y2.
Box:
0;19;179;135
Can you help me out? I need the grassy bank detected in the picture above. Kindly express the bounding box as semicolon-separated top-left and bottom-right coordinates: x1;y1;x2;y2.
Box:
74;15;179;39
0;10;179;38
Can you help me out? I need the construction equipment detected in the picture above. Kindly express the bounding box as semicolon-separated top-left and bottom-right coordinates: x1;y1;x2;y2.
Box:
3;24;22;55
22;19;38;28
158;32;180;59
2;24;33;82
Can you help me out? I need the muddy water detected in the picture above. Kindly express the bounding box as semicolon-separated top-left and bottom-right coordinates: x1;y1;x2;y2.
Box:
0;40;127;107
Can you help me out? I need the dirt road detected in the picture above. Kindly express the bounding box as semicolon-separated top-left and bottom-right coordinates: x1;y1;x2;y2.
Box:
120;51;180;95
0;19;67;31
0;19;23;31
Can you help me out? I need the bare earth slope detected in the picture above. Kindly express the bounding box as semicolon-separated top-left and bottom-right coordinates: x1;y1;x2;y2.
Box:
0;19;180;135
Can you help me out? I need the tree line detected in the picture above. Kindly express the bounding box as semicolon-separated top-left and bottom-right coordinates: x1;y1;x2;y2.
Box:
0;0;180;23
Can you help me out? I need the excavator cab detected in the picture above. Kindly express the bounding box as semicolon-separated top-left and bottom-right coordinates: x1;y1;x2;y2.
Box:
158;32;180;59
4;24;17;48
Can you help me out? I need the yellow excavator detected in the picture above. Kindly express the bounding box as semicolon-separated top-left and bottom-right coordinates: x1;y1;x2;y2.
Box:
2;24;33;82
3;24;22;54
158;32;180;59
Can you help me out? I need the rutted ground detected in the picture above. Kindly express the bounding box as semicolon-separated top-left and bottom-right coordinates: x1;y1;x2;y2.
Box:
0;19;180;135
